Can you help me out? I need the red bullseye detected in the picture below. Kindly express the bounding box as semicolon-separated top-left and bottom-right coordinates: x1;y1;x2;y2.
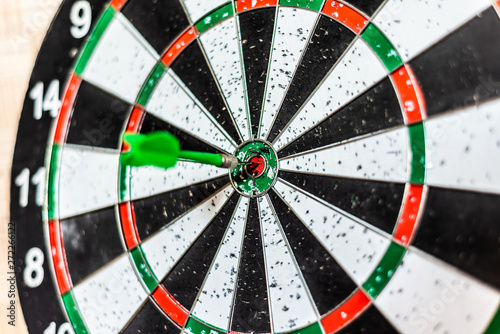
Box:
245;155;267;177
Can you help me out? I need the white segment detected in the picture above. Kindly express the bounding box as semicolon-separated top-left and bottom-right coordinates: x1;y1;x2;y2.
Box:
59;145;119;219
146;70;235;153
82;13;159;104
260;7;318;139
259;196;318;332
192;197;249;330
425;99;500;194
200;17;249;141
130;161;223;201
73;254;148;334
141;185;234;281
274;39;386;150
274;181;391;285
376;250;500;334
373;0;491;62
182;0;229;23
281;127;409;183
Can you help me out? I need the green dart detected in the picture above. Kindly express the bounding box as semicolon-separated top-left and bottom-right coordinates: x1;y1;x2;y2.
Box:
120;131;239;169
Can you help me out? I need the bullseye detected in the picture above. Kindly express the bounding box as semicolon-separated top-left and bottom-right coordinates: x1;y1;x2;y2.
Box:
245;155;267;178
229;140;278;198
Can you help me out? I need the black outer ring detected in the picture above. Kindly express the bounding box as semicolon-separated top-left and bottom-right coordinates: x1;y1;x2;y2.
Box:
11;1;109;332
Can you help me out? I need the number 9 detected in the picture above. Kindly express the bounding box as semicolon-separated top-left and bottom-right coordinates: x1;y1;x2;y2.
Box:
70;1;92;39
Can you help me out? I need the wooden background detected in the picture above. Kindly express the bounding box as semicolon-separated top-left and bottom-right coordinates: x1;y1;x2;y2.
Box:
0;0;62;332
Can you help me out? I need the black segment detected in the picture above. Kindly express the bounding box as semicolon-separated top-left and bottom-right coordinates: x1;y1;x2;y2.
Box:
161;194;239;309
231;199;271;333
279;77;403;158
414;187;500;290
122;0;189;54
239;8;276;138
66;81;131;149
337;305;398;334
170;42;241;143
140;112;223;153
134;176;230;240
279;171;405;234
268;190;357;315
411;8;500;117
122;299;181;334
341;0;385;16
61;207;123;286
268;16;355;143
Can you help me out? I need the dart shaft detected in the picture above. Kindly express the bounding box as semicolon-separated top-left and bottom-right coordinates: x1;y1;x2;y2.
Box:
178;150;225;167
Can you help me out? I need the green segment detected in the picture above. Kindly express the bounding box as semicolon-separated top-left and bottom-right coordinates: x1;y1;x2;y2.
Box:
408;123;426;184
230;141;278;197
119;164;130;202
137;63;166;106
62;292;88;334
74;7;115;75
195;3;234;33
279;0;323;11
362;242;406;298
283;322;323;334
130;247;158;292
361;24;402;72
185;317;224;334
48;145;60;219
484;306;500;334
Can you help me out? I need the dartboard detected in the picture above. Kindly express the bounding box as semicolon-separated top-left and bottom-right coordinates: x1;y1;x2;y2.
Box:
10;0;500;333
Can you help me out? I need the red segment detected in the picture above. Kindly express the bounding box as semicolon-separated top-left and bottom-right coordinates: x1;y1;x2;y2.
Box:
247;155;266;177
162;28;197;67
152;286;189;326
394;184;424;246
49;220;72;295
119;202;139;249
497;0;500;9
54;74;81;144
391;65;427;124
110;0;128;11
322;0;368;34
236;0;278;12
122;106;144;151
321;289;371;333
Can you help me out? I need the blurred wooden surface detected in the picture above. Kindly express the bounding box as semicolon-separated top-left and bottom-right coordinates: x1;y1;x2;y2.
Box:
0;0;62;333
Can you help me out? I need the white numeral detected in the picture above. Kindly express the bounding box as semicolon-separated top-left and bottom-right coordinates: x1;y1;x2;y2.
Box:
29;80;61;120
24;247;44;288
44;322;74;334
15;168;30;208
32;167;46;207
70;1;92;39
14;167;46;208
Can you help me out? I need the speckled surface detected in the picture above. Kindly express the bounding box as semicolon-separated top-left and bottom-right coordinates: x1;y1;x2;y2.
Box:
146;69;236;153
72;254;148;334
200;17;250;141
259;7;317;139
82;13;159;104
140;185;233;281
274;38;387;151
192;197;249;329
259;195;318;332
281;127;409;183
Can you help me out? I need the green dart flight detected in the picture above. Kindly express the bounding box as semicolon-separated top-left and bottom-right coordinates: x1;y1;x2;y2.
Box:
121;131;239;169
